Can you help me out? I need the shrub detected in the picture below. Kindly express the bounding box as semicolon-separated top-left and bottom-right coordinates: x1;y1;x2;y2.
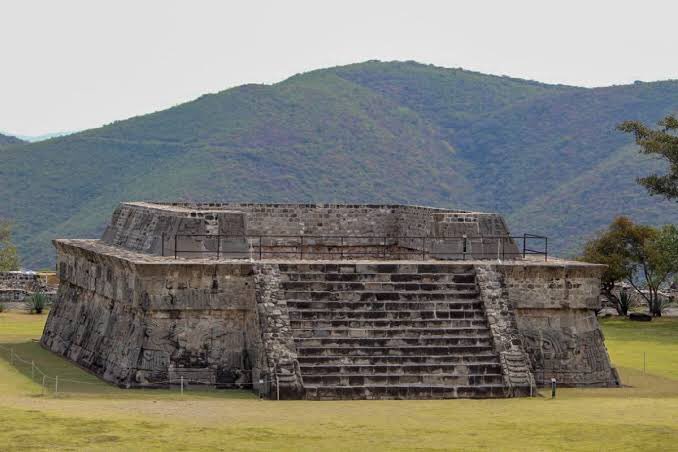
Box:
25;292;47;314
617;289;636;316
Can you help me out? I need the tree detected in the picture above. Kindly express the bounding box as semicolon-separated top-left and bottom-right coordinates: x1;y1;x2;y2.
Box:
580;217;678;317
618;115;678;200
580;224;630;315
0;220;19;271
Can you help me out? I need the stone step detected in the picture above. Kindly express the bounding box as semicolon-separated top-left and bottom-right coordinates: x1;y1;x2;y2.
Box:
292;327;491;338
289;319;489;329
302;373;504;386
288;309;486;320
278;263;476;275
283;291;479;301
281;272;476;283
296;345;496;356
294;336;493;347
299;363;503;375
296;354;501;366
303;384;508;400
281;281;476;291
286;300;482;311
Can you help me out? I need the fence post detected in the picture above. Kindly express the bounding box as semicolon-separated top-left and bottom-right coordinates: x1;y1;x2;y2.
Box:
174;234;178;259
422;237;426;260
522;233;527;258
259;236;263;260
161;232;165;257
340;236;344;259
544;236;548;261
276;373;280;401
216;235;221;260
463;235;467;260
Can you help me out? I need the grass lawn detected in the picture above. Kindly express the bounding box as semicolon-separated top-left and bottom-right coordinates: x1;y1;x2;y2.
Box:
1;312;677;451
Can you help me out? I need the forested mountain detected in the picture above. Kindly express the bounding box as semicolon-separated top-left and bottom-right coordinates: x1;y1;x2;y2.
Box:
0;133;24;148
1;61;677;268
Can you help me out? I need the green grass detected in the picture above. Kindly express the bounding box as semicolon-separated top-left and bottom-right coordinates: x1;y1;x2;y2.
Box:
601;317;678;380
1;312;678;451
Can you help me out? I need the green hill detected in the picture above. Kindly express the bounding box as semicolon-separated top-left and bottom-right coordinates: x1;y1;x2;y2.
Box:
1;61;677;268
0;133;24;148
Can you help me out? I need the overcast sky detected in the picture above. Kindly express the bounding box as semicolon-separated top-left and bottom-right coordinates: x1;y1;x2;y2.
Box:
2;0;678;136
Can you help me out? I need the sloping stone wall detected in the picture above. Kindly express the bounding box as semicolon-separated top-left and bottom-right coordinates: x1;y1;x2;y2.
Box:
102;202;247;257
252;263;304;398
497;264;619;387
42;241;260;388
475;265;535;396
117;202;520;260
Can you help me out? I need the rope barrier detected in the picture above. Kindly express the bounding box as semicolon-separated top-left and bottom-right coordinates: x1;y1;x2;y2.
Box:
0;343;279;394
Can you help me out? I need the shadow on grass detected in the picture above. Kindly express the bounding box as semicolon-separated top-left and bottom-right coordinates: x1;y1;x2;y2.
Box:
0;341;255;399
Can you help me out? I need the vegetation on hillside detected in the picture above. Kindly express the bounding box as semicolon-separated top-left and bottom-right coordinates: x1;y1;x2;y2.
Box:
0;220;19;271
0;132;24;148
2;61;678;267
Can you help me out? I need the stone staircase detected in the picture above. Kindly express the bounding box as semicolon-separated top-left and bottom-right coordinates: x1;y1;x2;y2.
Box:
278;263;511;400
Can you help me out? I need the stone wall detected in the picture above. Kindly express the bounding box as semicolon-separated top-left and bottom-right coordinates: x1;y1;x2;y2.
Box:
495;264;619;387
41;240;261;388
0;271;52;302
252;264;304;398
101;202;247;258
475;265;535;395
116;202;521;260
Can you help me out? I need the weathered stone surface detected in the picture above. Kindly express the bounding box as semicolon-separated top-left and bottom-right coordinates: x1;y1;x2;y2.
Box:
475;265;535;395
0;271;56;302
41;202;618;398
114;202;521;260
42;241;261;388
492;264;618;387
252;264;304;399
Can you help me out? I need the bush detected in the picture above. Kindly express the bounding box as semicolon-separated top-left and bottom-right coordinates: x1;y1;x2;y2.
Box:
25;292;47;314
617;289;636;316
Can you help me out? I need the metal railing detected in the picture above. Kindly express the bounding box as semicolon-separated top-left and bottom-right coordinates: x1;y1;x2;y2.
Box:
162;233;548;261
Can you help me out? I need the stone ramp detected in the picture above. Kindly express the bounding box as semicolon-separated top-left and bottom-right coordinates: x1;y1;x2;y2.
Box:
278;263;522;400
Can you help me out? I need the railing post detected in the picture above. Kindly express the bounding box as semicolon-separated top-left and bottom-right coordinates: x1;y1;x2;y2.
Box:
383;236;387;258
522;233;527;258
161;232;165;257
340;236;344;259
259;236;263;260
545;236;548;261
422;237;426;260
463;235;467;260
174;234;178;259
216;234;221;260
300;235;304;260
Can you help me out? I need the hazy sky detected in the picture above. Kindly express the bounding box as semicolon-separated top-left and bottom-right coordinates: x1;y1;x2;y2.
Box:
2;0;678;136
